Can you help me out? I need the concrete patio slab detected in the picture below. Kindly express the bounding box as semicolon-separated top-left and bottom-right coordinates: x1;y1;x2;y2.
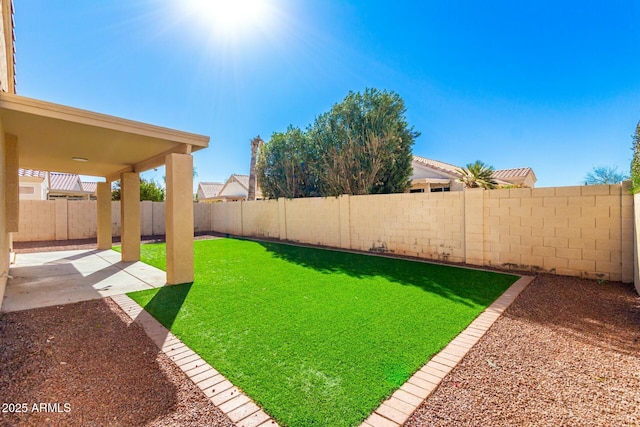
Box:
1;249;165;312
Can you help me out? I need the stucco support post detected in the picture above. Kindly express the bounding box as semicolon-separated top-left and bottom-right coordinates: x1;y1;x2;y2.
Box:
165;153;194;285
96;182;112;250
0;127;10;303
120;172;141;262
4;134;18;233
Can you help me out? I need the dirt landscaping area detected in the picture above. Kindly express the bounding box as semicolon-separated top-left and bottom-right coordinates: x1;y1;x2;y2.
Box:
2;240;639;426
0;299;233;427
405;274;640;427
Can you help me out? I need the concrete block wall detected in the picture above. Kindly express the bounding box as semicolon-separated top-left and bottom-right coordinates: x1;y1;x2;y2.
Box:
242;199;279;239
349;192;465;262
212;201;242;236
67;200;96;239
209;184;634;283
16;200;56;241
285;197;342;247
152;202;166;235
481;185;633;281
193;202;210;233
15;200;205;242
13;185;638;286
54;199;68;240
111;201;121;237
140;201;153;236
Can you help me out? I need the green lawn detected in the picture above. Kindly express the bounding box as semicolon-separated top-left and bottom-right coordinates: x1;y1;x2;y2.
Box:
125;238;518;427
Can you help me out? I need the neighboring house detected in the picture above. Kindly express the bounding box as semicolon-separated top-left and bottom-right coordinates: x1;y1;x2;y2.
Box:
17;169;47;200
410;155;537;192
205;174;263;202
18;168;98;200
80;181;98;197
492;167;537;188
196;181;224;203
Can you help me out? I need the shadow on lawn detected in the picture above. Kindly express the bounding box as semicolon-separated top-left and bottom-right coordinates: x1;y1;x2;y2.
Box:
256;240;518;308
140;282;193;329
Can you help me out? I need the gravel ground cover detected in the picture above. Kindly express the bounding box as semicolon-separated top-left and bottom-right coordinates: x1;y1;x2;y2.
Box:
0;298;234;427
405;274;640;427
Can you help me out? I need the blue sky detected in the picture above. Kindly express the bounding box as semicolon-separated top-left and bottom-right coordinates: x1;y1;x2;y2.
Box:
14;0;640;188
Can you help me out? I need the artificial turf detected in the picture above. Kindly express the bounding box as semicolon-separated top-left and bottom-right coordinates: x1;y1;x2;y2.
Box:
125;238;518;426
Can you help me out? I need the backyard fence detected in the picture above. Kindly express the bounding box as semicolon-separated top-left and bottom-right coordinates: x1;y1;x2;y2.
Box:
14;184;636;285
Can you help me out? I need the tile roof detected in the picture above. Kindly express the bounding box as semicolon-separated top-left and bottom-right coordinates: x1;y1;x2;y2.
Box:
412;156;463;177
49;173;82;192
198;182;224;199
492;167;534;179
413;156;534;181
18;168;46;178
19;169;98;195
231;174;250;188
81;181;98;193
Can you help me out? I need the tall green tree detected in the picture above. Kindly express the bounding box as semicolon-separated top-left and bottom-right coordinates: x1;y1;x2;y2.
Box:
632;121;640;192
308;88;419;196
584;165;628;185
256;126;318;199
111;178;165;201
457;161;498;189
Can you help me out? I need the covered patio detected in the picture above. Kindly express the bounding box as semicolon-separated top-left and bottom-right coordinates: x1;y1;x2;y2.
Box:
1;92;209;295
2;248;165;312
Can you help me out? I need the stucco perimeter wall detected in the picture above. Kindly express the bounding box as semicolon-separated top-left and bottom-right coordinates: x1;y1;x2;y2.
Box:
350;192;465;263
241;199;279;239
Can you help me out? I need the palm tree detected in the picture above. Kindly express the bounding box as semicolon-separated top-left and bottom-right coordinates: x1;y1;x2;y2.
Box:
247;136;263;201
457;160;498;189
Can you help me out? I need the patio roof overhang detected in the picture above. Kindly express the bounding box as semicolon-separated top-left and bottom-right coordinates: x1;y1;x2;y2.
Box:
0;92;209;180
410;178;451;185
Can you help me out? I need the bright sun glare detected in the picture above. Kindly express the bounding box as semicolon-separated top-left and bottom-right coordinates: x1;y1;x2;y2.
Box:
187;0;272;36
